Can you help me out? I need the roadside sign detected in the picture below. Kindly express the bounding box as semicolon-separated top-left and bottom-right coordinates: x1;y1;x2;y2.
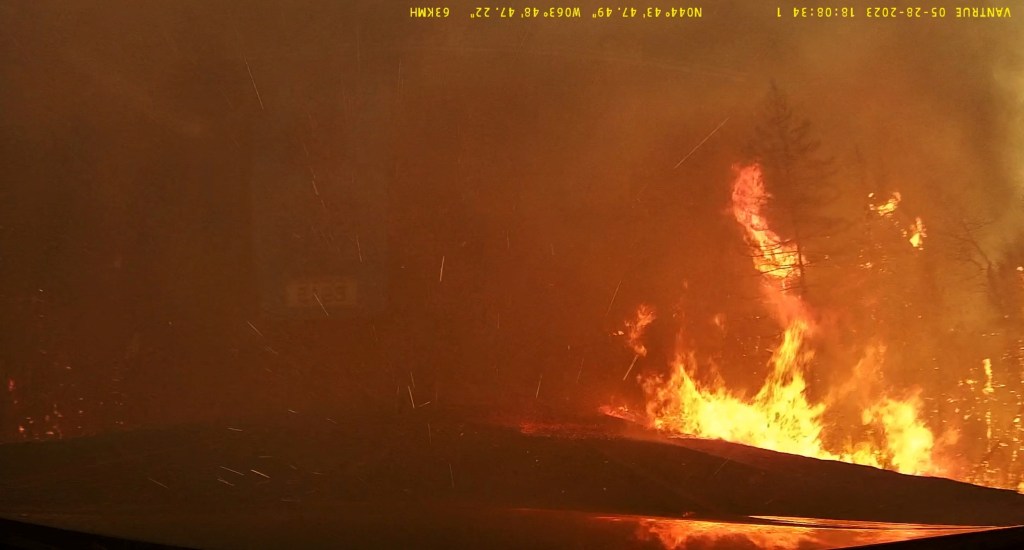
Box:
249;55;391;319
284;277;358;309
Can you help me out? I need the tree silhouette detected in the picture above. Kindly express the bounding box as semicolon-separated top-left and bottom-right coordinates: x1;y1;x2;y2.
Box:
744;81;836;298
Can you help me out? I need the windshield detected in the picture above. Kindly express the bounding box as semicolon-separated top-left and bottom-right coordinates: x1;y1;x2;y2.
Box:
2;1;1023;548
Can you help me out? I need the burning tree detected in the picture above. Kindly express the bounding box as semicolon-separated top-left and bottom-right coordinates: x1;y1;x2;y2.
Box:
620;82;952;480
743;82;836;299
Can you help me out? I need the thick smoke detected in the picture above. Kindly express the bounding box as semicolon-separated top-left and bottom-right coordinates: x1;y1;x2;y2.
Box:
2;0;1021;461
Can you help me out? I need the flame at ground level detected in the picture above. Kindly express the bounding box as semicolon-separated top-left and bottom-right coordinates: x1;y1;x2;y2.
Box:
640;319;938;476
631;163;941;479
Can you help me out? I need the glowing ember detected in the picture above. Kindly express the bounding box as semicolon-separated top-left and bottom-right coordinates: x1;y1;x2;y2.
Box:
870;192;902;217
982;358;994;396
868;191;926;249
908;217;926;249
981;358;995;450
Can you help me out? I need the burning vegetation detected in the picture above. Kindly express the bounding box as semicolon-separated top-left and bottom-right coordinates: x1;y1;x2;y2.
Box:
607;82;1024;491
632;163;938;477
2;4;1023;521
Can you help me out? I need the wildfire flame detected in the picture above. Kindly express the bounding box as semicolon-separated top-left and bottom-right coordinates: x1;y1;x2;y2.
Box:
626;304;656;357
634;164;939;477
868;191;926;250
730;164;804;291
857;394;935;474
644;319;832;459
870;192;902;217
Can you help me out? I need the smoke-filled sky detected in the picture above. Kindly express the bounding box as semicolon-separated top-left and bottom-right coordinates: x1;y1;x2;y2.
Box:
1;1;1022;447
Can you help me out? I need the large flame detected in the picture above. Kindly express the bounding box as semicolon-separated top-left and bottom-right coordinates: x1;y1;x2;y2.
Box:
637;164;939;477
730;165;803;291
644;320;831;459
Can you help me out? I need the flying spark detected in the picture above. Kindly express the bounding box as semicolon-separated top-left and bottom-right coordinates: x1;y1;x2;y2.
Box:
246;321;263;337
623;354;640;381
313;292;330;317
605;278;623;317
243;56;264;111
673;117;729;169
355;28;362;73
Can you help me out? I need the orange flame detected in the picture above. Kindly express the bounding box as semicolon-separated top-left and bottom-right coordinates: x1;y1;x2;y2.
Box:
858;393;935;474
868;191;926;250
626;304;656;357
730;165;803;291
635;163;940;478
644;320;832;459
